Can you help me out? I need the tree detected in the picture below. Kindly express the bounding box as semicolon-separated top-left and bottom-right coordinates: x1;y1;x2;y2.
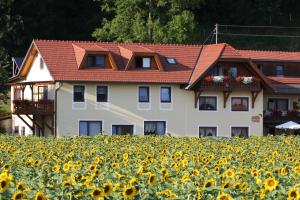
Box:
92;0;204;43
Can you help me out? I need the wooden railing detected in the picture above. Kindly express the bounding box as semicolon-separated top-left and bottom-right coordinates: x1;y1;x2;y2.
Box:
13;100;54;115
198;80;261;92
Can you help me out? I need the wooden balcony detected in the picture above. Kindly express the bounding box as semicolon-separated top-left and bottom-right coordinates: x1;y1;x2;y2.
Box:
264;115;300;125
13;100;54;115
198;79;261;92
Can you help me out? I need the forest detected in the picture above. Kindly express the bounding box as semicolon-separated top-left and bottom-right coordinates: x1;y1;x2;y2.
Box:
1;0;300;101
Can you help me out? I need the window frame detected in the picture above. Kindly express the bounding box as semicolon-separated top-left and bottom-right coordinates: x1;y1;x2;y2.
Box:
199;96;218;111
86;55;106;68
38;86;48;101
73;85;85;102
135;56;152;69
199;126;218;137
112;124;134;135
160;87;172;103
78;120;103;136
231;97;249;112
267;98;289;111
276;65;284;77
96;85;108;102
144;121;166;136
138;86;150;103
166;57;176;65
231;126;249;137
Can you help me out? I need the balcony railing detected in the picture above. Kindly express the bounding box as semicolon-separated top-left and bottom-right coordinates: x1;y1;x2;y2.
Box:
198;79;261;92
13;100;54;115
263;110;300;124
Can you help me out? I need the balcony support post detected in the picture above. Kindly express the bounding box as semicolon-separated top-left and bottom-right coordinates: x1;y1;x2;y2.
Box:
223;91;232;108
29;85;34;101
251;91;259;109
194;89;203;108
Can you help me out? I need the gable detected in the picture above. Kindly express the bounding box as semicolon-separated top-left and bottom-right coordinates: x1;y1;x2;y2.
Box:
22;52;54;83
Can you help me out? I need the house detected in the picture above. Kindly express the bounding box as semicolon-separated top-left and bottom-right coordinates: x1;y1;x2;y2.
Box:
8;39;300;137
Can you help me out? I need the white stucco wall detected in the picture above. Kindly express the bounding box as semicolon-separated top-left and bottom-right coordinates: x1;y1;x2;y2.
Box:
56;83;264;137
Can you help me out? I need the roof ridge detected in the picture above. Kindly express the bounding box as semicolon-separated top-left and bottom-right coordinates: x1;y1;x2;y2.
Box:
33;39;203;47
239;49;300;53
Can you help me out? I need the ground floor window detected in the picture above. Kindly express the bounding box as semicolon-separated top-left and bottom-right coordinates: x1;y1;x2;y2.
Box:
21;126;25;136
14;126;19;134
144;121;166;136
231;127;249;137
79;121;102;136
112;125;134;135
199;126;217;137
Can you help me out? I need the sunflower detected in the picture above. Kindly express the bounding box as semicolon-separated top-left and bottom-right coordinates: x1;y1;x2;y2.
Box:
89;164;97;171
111;162;119;169
287;187;300;200
216;192;233;200
34;191;47;200
91;188;104;199
123;153;129;160
123;185;137;199
221;182;231;189
148;173;156;185
264;177;278;191
294;166;300;174
224;169;235;178
203;179;215;188
11;190;25;200
0;178;9;192
16;181;25;190
62;163;70;172
103;182;113;197
52;165;60;173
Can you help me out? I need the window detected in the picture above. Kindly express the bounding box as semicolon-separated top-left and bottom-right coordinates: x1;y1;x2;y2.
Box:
228;67;238;79
144;121;166;136
79;121;102;136
96;86;108;102
160;87;171;103
136;57;151;68
112;125;134;135
231;127;249;137
212;65;223;76
40;58;44;69
257;64;263;71
276;66;284;76
87;55;105;67
14;87;22;100
14;126;19;134
199;127;217;137
21;127;25;136
231;97;249;111
199;96;217;111
38;86;48;100
166;57;176;64
139;87;149;102
268;98;288;111
73;85;85;102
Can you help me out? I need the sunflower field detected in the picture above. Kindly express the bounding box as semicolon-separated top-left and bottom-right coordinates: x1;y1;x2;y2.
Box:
0;135;300;200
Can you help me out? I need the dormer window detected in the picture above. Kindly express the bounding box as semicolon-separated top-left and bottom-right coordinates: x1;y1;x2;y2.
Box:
87;55;105;67
276;66;284;77
136;57;151;69
166;57;176;64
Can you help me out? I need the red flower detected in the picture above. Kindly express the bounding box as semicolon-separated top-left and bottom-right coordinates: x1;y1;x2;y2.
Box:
204;76;213;82
236;76;243;82
223;76;230;82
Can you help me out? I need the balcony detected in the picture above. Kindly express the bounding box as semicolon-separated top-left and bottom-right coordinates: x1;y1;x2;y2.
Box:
198;76;261;92
263;110;300;124
13;100;54;115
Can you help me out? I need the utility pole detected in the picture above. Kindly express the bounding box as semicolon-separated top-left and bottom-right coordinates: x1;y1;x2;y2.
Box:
215;24;218;44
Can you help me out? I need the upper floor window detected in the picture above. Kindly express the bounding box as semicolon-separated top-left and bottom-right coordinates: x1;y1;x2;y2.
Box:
38;86;48;101
211;65;223;76
276;66;284;77
73;85;85;102
268;98;288;111
138;86;149;102
166;57;176;64
231;97;249;111
96;86;108;102
40;58;44;69
257;64;263;71
160;87;171;103
228;67;238;79
87;55;105;67
136;57;151;69
199;96;217;111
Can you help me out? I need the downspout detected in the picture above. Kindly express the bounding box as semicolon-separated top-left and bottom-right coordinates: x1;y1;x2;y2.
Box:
54;82;63;137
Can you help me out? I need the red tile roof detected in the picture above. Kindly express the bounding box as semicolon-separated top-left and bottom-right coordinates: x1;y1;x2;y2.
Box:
15;39;298;90
239;50;300;62
268;76;300;84
34;40;202;83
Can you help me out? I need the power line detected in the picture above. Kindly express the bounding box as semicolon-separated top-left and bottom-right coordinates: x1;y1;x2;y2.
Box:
218;32;300;38
218;24;300;29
